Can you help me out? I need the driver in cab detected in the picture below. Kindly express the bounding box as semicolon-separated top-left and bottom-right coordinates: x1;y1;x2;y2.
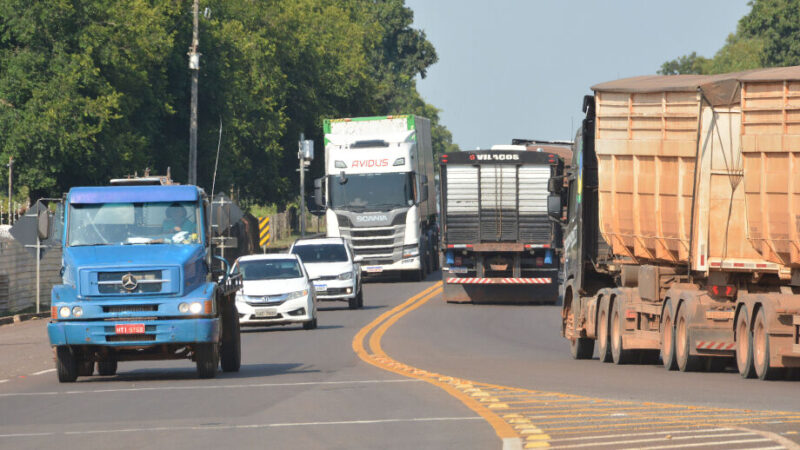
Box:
162;203;195;235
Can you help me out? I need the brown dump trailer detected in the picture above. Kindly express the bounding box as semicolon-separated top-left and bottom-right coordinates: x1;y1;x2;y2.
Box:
562;66;800;380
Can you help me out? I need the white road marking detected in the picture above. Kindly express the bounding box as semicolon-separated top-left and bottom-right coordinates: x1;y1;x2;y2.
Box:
623;438;774;449
502;437;523;450
0;378;421;398
0;416;483;438
31;369;56;376
547;428;732;442
548;432;758;449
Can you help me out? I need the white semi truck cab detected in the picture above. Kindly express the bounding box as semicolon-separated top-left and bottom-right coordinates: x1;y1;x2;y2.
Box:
315;115;437;280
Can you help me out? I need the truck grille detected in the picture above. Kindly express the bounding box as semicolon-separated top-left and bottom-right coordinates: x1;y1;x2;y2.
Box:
97;270;165;294
341;225;404;262
103;305;159;313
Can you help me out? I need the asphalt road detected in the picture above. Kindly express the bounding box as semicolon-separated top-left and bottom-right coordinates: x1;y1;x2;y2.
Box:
0;272;798;449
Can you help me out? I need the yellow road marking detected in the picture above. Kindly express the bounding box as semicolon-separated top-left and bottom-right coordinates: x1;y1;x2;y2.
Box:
352;282;520;443
352;283;796;448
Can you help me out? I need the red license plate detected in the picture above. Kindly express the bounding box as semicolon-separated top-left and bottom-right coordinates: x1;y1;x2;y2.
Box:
115;323;145;334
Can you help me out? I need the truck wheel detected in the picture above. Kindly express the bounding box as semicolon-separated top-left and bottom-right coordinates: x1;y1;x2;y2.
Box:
735;309;755;379
78;360;94;377
610;301;633;364
98;360;117;376
566;303;593;359
753;308;782;380
661;301;678;371
195;343;219;379
56;346;78;383
221;302;242;373
597;307;612;363
675;307;701;372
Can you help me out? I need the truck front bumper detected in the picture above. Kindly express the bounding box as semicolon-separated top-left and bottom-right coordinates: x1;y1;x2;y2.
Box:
47;318;220;347
361;256;420;274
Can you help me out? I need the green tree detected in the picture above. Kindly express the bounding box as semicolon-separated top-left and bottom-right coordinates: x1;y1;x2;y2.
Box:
659;0;798;75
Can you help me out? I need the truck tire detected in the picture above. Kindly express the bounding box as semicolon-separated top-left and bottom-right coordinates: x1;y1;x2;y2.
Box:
753;308;782;380
735;309;755;379
195;343;219;379
610;300;634;364
56;346;78;383
566;299;593;359
98;360;117;376
220;302;242;373
675;306;702;372
596;305;612;363
661;301;678;371
78;360;94;377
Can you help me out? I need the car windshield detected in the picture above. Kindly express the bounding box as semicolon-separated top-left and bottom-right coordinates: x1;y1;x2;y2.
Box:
291;244;348;263
238;259;303;280
67;201;201;247
328;172;414;211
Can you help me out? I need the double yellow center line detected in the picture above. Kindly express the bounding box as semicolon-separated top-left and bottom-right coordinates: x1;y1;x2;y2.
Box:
352;281;520;442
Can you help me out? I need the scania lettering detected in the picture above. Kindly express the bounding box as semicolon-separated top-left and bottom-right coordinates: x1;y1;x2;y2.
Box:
315;115;437;280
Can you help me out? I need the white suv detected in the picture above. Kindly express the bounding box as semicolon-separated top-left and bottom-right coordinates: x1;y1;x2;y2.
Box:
290;237;363;309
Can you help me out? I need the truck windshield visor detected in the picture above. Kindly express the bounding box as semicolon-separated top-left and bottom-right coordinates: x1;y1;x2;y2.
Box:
329;172;413;211
67;201;201;246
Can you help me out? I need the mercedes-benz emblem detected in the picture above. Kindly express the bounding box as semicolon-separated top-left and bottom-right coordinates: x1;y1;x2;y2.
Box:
121;273;138;291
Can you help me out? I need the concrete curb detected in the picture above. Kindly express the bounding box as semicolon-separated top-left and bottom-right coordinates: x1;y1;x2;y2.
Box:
0;312;50;327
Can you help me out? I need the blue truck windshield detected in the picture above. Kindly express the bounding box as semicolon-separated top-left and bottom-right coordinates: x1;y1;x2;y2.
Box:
68;201;201;246
329;173;413;211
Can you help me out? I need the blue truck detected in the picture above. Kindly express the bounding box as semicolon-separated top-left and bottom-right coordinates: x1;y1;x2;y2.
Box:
47;178;242;381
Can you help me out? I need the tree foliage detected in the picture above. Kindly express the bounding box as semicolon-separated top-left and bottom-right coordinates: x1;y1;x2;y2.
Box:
659;0;796;75
0;0;456;206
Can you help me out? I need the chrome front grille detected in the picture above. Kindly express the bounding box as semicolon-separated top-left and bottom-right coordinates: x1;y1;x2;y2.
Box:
340;225;405;261
97;270;165;294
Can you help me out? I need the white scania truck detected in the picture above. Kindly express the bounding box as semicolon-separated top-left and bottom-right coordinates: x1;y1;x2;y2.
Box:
314;115;437;280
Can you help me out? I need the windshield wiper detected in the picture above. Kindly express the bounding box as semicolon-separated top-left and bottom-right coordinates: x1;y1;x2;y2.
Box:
69;243;114;247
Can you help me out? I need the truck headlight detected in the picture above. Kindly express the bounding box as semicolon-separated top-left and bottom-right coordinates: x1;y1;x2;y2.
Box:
402;245;419;258
72;306;83;318
338;271;353;280
59;306;71;318
189;302;203;314
286;289;308;300
179;303;190;313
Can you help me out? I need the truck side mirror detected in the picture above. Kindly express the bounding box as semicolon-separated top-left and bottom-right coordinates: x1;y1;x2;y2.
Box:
37;209;51;240
313;177;326;209
547;195;562;219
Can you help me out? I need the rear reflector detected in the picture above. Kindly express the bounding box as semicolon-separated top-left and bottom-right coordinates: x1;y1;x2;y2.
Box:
710;285;737;297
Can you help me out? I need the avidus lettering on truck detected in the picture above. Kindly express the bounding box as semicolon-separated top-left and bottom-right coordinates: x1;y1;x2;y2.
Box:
319;115;437;281
351;159;389;168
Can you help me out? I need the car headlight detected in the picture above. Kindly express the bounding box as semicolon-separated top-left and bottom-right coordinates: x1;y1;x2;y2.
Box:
286;289;308;300
402;245;419;258
338;271;353;280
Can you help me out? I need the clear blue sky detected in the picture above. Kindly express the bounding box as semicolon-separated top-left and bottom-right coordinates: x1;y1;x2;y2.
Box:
405;0;751;149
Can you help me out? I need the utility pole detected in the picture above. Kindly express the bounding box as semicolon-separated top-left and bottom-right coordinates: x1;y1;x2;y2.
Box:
7;156;12;225
299;133;306;237
188;0;200;186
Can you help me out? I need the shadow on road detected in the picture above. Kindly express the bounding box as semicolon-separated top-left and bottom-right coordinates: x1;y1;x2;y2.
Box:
77;362;316;383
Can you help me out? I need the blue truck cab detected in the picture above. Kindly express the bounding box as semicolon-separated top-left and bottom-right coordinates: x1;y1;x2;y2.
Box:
47;181;242;382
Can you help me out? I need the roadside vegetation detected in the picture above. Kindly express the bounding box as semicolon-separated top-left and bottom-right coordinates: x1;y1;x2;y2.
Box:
0;0;457;209
659;0;800;74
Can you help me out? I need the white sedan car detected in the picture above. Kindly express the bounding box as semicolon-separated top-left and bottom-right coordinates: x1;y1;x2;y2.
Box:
290;237;363;309
232;254;317;329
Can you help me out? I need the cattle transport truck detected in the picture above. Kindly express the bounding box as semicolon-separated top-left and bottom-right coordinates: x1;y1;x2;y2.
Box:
439;147;565;303
562;67;800;380
317;115;437;280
